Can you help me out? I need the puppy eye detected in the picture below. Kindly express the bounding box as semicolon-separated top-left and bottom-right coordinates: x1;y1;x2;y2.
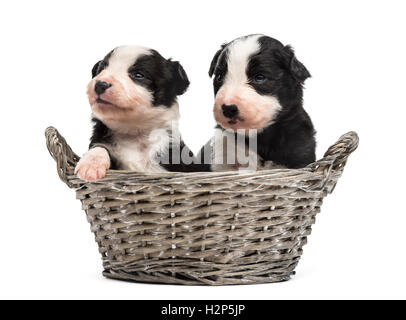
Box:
254;74;266;83
133;72;144;79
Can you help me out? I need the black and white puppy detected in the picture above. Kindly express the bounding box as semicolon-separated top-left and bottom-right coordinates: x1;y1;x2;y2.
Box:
200;34;316;171
75;46;196;181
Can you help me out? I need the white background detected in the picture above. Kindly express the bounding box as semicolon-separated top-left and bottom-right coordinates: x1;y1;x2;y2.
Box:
0;0;405;300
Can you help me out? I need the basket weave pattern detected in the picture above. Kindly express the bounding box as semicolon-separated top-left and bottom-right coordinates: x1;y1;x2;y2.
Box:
46;127;358;285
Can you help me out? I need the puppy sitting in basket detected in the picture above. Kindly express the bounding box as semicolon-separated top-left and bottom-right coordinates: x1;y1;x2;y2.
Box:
199;34;316;172
75;46;198;181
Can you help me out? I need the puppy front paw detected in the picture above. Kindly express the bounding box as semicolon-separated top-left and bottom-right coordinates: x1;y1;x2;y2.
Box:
75;147;110;181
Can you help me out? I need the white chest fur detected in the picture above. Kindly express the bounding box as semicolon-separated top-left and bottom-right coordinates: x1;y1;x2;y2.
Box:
112;129;170;173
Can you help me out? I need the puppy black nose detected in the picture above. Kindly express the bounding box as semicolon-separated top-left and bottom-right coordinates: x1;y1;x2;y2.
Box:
222;104;239;118
94;81;112;95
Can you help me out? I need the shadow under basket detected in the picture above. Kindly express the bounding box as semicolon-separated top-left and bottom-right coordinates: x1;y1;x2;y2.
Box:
46;127;358;285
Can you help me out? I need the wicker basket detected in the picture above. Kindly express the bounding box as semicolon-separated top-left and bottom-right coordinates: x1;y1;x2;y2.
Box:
45;126;358;285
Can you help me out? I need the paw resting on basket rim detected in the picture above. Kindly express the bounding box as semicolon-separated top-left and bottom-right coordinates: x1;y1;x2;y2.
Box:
75;147;110;181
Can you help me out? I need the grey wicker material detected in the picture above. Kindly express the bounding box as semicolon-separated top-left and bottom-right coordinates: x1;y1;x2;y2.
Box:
45;126;358;285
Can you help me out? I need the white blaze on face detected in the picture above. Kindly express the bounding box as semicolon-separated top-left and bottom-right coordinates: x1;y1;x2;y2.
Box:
224;35;261;88
213;35;282;131
106;45;151;73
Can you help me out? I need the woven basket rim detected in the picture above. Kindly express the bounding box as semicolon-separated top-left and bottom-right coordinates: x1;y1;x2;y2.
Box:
67;166;314;181
45;126;359;189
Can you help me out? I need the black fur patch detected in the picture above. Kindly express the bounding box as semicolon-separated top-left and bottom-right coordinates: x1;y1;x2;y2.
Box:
128;50;190;107
255;109;316;168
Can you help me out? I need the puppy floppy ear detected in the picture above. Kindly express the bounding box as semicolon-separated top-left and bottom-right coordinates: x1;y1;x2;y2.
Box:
277;45;311;83
209;44;227;77
169;60;190;96
91;60;102;78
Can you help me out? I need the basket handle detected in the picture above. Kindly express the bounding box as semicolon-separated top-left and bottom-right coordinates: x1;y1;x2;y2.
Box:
316;131;359;170
45;126;80;187
305;131;359;192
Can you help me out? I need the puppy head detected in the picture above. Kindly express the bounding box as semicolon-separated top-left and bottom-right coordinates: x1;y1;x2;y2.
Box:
209;34;310;132
87;46;189;131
